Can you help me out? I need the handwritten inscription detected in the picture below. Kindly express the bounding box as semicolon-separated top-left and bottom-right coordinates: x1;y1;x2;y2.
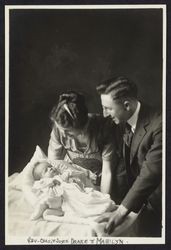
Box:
27;236;126;245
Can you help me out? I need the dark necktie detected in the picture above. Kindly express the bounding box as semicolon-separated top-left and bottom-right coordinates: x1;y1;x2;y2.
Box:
124;123;133;148
123;123;134;185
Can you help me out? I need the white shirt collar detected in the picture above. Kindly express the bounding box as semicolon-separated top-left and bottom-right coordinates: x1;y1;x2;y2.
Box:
127;101;141;133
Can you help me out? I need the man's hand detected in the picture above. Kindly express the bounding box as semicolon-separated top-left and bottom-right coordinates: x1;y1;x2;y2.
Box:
96;205;129;234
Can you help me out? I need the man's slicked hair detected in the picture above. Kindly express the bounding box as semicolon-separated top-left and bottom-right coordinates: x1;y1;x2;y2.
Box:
96;76;138;100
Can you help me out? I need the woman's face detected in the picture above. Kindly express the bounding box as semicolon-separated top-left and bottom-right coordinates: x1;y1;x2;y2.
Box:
55;122;82;138
63;129;82;138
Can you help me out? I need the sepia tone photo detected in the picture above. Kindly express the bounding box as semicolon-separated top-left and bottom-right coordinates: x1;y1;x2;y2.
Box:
5;4;166;245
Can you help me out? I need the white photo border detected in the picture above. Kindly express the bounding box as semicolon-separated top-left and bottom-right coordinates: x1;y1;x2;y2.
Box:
5;4;166;245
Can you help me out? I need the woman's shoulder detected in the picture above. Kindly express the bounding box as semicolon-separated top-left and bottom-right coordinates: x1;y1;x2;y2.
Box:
87;113;117;143
88;113;116;130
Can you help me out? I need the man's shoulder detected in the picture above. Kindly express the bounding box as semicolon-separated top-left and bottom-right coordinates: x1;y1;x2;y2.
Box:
140;103;162;120
139;103;162;129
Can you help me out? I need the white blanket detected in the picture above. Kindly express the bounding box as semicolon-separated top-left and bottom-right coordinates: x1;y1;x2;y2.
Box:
7;173;139;241
32;175;116;218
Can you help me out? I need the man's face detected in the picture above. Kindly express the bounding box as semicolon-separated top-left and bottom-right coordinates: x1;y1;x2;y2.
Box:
100;94;129;124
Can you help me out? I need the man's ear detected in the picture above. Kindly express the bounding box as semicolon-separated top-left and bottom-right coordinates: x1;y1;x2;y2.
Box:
123;101;131;111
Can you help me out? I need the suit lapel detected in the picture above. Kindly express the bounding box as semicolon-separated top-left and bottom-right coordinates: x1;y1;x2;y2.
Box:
130;104;150;165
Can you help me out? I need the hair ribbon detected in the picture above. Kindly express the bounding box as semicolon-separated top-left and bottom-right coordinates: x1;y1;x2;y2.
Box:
63;103;75;120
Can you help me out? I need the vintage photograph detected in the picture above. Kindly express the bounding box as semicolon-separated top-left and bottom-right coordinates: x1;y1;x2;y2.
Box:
5;4;166;244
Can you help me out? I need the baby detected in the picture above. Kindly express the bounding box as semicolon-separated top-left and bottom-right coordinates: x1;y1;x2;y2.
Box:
31;160;115;220
32;160;94;189
31;160;96;220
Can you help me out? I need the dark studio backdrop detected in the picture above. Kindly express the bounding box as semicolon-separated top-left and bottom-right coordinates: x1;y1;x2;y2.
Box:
9;8;163;175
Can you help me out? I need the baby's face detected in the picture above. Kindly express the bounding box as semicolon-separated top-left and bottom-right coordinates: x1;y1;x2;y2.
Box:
36;162;58;178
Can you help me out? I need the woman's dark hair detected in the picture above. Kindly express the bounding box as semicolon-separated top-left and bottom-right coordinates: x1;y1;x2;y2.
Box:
50;91;88;129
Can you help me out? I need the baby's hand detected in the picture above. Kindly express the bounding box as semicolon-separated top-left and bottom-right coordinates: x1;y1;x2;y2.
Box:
88;171;97;181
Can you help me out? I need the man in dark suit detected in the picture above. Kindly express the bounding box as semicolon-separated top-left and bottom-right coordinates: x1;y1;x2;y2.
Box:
96;76;162;236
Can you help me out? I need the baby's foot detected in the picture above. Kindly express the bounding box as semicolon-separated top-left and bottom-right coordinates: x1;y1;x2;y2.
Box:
30;202;48;220
43;208;64;219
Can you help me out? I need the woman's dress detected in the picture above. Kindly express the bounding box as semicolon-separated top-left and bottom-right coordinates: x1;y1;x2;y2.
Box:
48;114;118;186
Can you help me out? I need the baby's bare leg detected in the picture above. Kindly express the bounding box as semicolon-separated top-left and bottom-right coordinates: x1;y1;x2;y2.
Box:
46;197;62;209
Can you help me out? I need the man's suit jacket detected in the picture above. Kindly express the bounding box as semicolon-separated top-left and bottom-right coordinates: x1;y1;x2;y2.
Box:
121;103;162;218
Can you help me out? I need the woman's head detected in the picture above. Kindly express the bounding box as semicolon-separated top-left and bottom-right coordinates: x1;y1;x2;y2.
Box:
50;91;88;133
